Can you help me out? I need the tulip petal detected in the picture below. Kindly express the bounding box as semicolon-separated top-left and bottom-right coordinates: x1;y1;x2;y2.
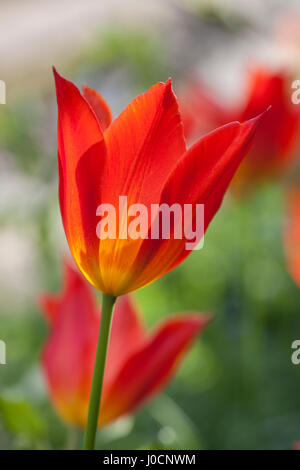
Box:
40;261;85;325
82;85;113;131
100;314;211;425
53;68;107;289
103;78;186;207
97;79;186;294
41;261;99;426
40;295;60;326
124;113;267;292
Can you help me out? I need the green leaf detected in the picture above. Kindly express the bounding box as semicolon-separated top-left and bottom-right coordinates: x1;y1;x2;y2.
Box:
0;397;45;439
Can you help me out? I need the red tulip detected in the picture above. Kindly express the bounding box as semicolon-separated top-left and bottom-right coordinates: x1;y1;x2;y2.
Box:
54;68;265;296
179;79;228;145
40;261;211;427
181;67;300;191
283;186;300;287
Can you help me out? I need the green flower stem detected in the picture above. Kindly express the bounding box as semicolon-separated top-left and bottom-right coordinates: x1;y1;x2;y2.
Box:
83;292;116;450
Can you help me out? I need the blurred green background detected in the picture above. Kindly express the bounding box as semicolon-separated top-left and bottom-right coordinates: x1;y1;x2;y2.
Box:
1;0;300;450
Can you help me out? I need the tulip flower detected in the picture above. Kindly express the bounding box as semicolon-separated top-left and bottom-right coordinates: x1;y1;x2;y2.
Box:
54;68;266;296
283;186;300;287
40;261;211;429
53;68;266;448
181;67;300;191
179;79;228;145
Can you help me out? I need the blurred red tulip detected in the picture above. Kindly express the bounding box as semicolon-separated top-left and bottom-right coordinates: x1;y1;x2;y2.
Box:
54;68;265;296
283;186;300;287
181;67;300;192
293;441;300;450
180;80;228;145
40;261;211;428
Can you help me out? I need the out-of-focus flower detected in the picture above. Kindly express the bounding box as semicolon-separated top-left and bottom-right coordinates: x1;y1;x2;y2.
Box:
293;441;300;450
40;261;211;428
179;80;228;145
54;68;265;296
283;186;300;288
181;67;300;192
